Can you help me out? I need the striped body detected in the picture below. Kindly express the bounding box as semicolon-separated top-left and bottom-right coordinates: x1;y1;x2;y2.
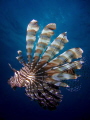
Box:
8;20;84;110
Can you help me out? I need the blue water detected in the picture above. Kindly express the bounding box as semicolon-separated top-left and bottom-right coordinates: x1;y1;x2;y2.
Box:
0;0;90;120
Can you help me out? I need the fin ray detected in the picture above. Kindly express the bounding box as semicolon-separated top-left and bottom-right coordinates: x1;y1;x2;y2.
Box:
26;19;39;63
31;23;56;69
16;50;26;66
34;32;68;70
44;48;83;70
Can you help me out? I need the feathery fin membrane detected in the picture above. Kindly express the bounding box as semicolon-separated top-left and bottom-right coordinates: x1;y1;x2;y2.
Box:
16;50;26;66
31;23;56;70
34;32;69;70
26;19;39;63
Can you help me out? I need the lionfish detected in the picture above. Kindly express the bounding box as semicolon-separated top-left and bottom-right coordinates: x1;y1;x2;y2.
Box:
8;19;84;110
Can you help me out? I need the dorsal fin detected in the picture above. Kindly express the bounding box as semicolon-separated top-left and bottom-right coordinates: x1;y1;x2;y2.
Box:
43;48;83;70
31;23;56;70
16;50;26;66
26;19;39;63
34;32;68;70
46;60;83;80
44;60;84;87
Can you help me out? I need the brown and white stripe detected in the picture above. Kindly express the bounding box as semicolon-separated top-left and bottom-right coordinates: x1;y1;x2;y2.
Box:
31;23;56;70
43;48;83;70
38;32;68;65
26;19;39;63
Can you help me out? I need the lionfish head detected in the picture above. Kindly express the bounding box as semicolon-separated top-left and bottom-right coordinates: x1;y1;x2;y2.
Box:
8;71;21;89
8;77;16;88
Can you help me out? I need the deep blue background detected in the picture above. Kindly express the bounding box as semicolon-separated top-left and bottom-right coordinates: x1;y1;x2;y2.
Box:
0;0;90;120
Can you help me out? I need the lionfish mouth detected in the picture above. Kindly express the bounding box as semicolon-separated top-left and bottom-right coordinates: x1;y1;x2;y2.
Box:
8;19;84;110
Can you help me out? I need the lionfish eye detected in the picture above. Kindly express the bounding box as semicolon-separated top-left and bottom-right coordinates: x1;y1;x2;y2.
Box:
8;19;84;110
12;86;17;91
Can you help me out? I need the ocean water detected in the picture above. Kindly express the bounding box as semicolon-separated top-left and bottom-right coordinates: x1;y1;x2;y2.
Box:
0;0;90;120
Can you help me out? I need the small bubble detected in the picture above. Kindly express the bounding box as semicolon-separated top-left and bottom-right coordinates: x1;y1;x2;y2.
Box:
65;79;81;92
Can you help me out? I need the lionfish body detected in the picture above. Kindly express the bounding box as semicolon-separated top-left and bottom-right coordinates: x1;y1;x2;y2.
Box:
8;20;84;110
